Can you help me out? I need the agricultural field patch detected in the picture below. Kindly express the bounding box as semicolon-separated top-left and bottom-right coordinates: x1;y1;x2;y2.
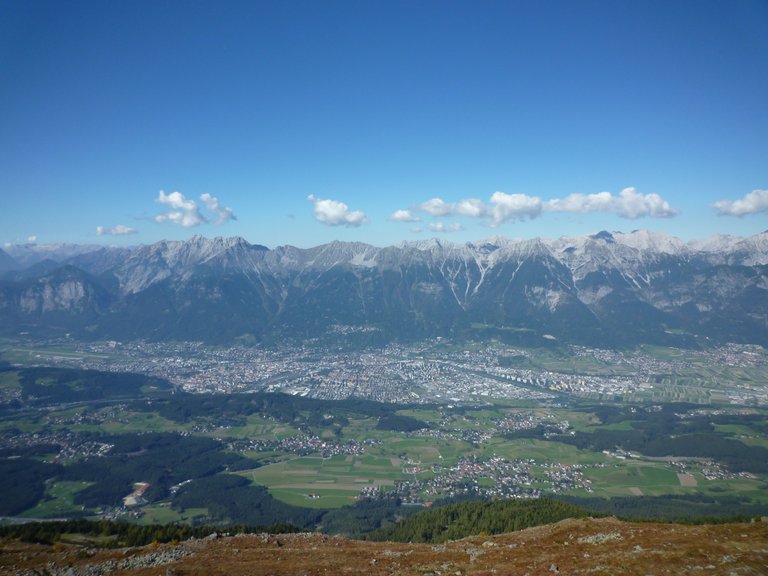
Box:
138;505;209;525
19;481;92;519
242;454;401;509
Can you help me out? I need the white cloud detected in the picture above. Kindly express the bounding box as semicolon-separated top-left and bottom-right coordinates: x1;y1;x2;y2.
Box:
419;197;454;217
201;193;236;224
154;190;207;227
415;193;543;225
428;222;464;233
455;199;485;217
307;195;367;227
545;187;677;219
27;235;37;244
153;190;237;227
418;197;486;218
488;192;543;226
96;224;138;236
157;190;196;211
406;186;675;229
544;191;614;213
390;209;421;222
713;189;768;217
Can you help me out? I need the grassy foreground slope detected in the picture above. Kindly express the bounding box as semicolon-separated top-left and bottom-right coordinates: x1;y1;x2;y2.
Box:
2;517;767;576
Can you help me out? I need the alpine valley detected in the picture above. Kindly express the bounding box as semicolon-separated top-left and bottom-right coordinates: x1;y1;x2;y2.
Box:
2;230;767;347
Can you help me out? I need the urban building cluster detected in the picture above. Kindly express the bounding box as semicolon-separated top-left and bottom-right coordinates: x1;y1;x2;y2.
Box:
9;336;768;405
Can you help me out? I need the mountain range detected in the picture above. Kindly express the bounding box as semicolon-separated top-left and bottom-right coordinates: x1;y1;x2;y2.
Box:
1;230;767;347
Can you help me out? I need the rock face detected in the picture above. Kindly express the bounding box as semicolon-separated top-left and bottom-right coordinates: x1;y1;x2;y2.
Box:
1;231;767;346
3;518;768;576
19;274;95;314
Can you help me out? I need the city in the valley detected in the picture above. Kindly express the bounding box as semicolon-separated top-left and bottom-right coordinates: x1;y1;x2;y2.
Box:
2;335;767;528
5;336;766;405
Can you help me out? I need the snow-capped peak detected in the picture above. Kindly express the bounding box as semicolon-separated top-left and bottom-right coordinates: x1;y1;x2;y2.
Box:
611;230;685;254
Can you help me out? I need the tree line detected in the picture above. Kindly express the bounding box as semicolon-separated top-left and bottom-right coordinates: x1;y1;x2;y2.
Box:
0;518;300;547
368;498;592;543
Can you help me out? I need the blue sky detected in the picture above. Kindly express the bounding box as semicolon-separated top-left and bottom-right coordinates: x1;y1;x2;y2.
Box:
1;0;766;249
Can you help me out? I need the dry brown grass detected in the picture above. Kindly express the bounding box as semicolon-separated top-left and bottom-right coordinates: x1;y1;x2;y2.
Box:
2;517;767;575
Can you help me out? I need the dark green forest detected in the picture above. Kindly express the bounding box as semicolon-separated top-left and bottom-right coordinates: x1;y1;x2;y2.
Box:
0;518;299;547
560;494;768;522
368;498;592;543
171;475;419;534
11;366;173;404
142;390;426;426
172;475;322;529
555;404;768;473
59;433;243;506
0;458;62;515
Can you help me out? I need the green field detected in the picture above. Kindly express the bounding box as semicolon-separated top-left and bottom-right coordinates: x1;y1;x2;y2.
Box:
66;411;188;434
19;481;92;518
0;414;44;433
244;454;401;508
584;463;684;497
138;505;209;525
373;436;470;467
481;438;606;465
0;345;119;365
0;370;21;391
211;414;302;439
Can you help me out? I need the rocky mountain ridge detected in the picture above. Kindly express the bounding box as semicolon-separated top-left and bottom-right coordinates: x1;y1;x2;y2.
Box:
1;230;767;346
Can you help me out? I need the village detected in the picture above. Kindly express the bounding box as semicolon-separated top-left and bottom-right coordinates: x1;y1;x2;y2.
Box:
381;456;597;504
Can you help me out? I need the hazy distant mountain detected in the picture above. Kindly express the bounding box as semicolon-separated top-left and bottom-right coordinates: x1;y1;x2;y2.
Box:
1;231;767;347
0;248;18;273
2;242;107;268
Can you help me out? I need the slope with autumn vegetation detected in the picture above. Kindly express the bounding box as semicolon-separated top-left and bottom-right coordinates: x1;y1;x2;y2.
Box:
2;517;767;575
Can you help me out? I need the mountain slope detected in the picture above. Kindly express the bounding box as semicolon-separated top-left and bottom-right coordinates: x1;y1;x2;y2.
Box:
1;232;766;346
3;517;766;576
